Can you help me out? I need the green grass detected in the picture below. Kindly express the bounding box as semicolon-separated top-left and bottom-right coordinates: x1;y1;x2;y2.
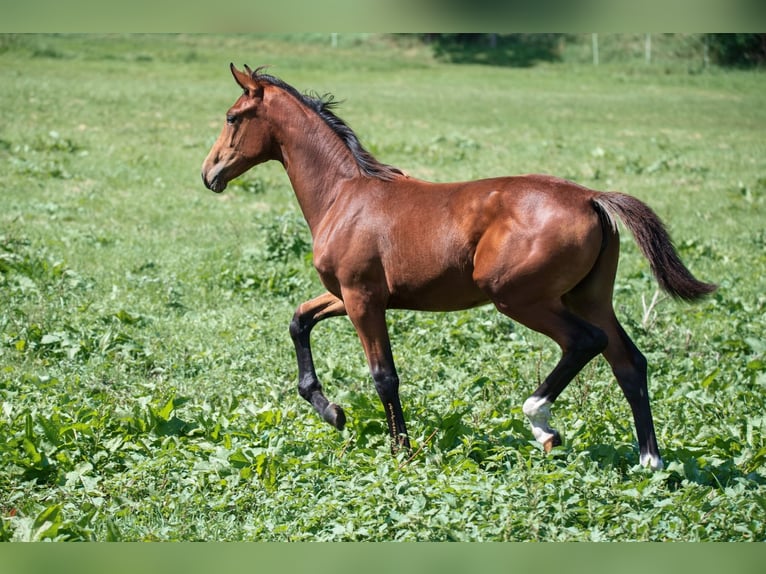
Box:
1;34;765;541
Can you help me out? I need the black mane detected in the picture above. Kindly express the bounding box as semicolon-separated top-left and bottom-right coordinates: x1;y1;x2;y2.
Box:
252;68;404;181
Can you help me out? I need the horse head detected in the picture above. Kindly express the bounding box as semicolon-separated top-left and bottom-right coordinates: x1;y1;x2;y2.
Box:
201;64;277;193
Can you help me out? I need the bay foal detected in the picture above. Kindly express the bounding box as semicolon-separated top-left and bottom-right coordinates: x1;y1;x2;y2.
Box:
202;65;716;469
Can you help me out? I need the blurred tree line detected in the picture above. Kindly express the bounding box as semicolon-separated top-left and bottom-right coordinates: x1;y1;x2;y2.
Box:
421;33;564;67
419;34;766;68
705;34;766;67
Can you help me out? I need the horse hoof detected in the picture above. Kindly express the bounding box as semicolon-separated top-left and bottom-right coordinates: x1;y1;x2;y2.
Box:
323;402;346;430
543;431;562;453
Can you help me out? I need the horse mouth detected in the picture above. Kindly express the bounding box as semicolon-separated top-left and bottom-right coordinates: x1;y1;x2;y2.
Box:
201;171;227;193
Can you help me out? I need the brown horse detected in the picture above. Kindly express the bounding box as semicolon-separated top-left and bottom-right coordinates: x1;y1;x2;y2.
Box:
202;64;716;470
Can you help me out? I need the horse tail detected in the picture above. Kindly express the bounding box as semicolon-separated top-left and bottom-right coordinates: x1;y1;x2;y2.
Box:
592;192;717;301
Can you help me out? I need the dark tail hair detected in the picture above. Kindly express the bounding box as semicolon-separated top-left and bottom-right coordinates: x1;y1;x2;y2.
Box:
592;192;717;301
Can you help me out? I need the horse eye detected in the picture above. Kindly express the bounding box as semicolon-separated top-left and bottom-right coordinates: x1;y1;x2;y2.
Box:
226;114;237;125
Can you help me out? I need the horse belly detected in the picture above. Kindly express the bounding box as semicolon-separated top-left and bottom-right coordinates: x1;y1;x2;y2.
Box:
385;267;488;312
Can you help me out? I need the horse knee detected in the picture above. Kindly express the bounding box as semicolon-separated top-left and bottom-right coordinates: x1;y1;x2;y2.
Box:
372;367;399;401
289;310;308;341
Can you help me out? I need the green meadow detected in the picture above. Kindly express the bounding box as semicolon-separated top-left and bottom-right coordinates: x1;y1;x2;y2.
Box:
1;34;765;541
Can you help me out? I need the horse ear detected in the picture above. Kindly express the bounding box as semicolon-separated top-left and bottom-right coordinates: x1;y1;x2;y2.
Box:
230;63;256;92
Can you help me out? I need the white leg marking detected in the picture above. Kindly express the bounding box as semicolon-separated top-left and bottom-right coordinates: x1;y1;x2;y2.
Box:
522;396;556;446
640;452;664;471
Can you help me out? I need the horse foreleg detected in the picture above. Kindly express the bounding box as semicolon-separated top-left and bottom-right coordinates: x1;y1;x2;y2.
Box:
289;292;347;429
343;288;411;455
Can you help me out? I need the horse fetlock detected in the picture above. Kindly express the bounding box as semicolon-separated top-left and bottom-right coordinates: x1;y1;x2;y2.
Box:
522;396;559;447
390;431;412;457
640;452;664;471
298;376;321;401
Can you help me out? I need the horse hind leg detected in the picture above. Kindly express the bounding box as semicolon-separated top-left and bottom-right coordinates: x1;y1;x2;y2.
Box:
567;295;663;469
568;303;663;470
289;292;348;429
605;320;663;470
563;236;663;469
495;299;608;453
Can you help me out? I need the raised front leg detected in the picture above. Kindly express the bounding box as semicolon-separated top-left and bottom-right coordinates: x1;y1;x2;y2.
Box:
289;292;347;429
342;287;411;455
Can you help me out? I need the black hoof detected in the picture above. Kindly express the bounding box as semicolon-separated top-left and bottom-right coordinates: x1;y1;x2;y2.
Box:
322;402;346;430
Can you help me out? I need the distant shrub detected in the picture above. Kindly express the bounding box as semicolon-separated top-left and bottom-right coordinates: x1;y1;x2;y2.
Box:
706;34;766;68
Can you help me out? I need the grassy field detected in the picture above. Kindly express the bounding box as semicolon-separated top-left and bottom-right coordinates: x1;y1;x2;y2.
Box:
1;34;765;541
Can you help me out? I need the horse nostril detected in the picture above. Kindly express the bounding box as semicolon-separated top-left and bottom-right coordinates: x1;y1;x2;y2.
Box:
201;169;216;190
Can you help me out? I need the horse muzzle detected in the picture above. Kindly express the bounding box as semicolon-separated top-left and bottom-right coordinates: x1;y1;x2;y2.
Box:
201;157;229;193
201;169;227;193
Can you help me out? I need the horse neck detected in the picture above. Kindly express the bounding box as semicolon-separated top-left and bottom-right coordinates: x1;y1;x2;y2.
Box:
268;89;360;233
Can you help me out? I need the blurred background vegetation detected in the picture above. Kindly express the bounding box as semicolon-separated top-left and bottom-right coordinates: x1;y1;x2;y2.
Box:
420;33;766;69
2;33;764;70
